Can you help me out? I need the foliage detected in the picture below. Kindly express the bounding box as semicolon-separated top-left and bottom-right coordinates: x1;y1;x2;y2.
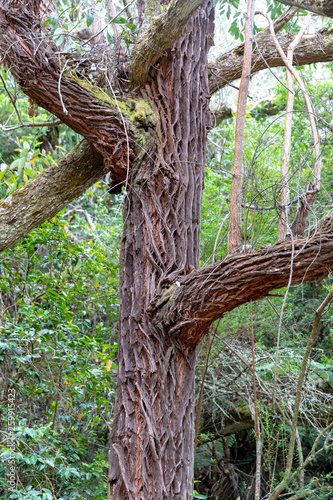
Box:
0;202;122;498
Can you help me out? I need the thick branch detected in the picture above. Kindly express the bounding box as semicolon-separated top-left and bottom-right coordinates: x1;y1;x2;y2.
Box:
130;0;208;87
276;0;333;18
0;140;104;252
0;0;135;182
209;28;333;95
151;224;333;346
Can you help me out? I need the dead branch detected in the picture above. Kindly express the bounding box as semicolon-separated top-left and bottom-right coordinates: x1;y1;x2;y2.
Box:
276;0;333;18
228;0;256;254
278;15;312;241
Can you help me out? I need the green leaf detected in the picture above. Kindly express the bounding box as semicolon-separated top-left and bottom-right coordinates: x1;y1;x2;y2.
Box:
86;10;95;27
113;16;127;25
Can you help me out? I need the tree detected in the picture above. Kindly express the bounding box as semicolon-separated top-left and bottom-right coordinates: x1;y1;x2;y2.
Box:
1;0;333;498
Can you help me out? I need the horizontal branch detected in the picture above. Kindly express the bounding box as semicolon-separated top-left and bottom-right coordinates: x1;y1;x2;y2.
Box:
130;0;208;87
0;0;135;182
200;398;333;438
151;225;333;346
276;0;333;18
209;28;333;94
0;140;104;252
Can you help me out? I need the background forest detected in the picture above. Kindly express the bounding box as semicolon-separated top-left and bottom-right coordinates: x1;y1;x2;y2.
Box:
0;0;333;499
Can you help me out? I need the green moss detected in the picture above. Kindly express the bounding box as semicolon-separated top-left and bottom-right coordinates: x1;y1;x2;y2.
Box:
68;72;113;106
68;72;156;151
133;99;157;127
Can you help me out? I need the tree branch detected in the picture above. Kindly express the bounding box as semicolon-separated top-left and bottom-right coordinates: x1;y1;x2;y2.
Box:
0;0;135;182
228;0;255;254
151;225;333;346
0;140;104;252
209;28;333;95
130;0;209;87
276;0;333;18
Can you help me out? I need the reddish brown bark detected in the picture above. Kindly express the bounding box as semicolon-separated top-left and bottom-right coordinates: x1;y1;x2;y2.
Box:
109;2;214;498
152;225;333;347
2;2;333;500
130;0;208;87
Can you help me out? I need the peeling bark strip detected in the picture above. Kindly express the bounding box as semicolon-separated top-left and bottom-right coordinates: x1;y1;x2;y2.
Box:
0;141;104;252
152;225;333;347
0;0;135;182
209;28;333;94
109;2;214;498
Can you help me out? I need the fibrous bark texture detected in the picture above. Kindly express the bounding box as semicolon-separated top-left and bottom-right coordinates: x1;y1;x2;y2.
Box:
130;0;208;87
0;0;135;182
152;224;333;347
0;141;104;252
209;28;333;95
109;2;214;498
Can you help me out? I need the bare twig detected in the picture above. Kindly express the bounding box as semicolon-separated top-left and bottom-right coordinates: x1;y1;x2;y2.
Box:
1;119;62;131
257;11;320;238
194;331;213;456
269;291;333;500
228;0;256;253
278;16;311;241
0;73;23;126
250;309;261;500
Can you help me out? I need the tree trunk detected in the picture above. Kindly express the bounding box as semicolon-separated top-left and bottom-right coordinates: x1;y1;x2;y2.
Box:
108;2;214;498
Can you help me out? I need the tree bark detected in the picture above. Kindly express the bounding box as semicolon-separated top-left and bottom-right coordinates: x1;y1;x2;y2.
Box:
0;0;135;182
109;2;214;498
152;226;333;347
0;141;104;252
209;28;333;95
130;0;208;87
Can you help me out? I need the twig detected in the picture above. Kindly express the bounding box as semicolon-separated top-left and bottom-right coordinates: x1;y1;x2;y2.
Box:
212;213;229;263
250;309;261;500
194;330;214;456
82;0;136;46
257;11;320;238
58;58;69;115
272;229;295;403
0;73;23;126
278;16;311;241
1;119;62;132
269;291;333;500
